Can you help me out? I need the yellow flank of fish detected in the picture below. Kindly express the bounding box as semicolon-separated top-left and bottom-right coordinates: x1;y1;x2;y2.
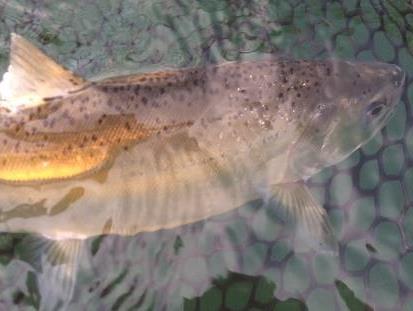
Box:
0;147;108;183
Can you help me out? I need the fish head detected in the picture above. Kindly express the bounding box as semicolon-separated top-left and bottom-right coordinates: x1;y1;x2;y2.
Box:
289;60;405;179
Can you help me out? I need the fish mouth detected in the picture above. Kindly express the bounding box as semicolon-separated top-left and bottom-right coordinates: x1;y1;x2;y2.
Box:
387;64;405;105
379;67;405;127
382;64;405;119
390;64;405;89
367;62;405;90
360;64;405;142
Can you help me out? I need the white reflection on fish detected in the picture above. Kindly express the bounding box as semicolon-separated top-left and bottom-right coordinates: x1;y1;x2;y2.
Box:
0;34;405;305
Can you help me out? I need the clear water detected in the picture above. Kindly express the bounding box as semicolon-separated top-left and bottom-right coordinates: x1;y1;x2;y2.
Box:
0;0;412;310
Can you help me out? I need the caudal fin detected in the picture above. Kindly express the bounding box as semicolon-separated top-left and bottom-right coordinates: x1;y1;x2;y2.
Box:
0;33;86;111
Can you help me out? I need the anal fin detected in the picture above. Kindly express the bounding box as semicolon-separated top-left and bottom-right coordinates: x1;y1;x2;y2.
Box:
17;234;88;309
271;182;338;253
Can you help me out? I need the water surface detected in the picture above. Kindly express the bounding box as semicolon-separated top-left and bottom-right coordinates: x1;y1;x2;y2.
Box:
0;0;412;310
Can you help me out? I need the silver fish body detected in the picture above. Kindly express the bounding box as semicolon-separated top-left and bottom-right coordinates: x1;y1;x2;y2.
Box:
0;35;405;241
0;33;405;311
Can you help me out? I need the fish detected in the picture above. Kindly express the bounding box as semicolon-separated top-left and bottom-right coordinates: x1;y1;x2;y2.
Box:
0;33;405;305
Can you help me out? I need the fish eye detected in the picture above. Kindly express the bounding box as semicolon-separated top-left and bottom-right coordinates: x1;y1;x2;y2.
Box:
366;100;386;118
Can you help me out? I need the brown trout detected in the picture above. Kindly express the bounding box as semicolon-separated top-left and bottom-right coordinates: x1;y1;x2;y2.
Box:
0;33;405;302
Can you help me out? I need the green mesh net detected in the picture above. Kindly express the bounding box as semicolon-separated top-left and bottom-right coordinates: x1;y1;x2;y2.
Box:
0;0;412;310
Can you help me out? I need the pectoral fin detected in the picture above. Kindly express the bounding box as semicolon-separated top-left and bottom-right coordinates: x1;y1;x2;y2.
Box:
17;235;87;308
271;182;337;253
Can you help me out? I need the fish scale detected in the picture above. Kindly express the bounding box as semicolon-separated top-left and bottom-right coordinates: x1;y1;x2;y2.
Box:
0;0;412;311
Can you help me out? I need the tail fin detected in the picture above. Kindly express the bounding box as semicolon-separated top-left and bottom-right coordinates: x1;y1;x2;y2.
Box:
0;33;86;111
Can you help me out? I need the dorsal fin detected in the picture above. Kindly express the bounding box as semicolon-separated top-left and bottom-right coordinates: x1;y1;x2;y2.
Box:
0;33;86;110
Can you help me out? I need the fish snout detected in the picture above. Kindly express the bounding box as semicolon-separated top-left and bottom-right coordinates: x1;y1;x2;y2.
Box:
390;64;405;88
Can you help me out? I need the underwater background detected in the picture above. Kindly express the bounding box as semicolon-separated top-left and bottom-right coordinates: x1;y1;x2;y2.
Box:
0;0;412;310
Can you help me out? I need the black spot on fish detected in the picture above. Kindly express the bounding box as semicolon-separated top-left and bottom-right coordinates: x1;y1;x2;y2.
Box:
69;78;79;85
43;95;63;102
142;97;148;105
81;96;89;104
134;85;140;95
